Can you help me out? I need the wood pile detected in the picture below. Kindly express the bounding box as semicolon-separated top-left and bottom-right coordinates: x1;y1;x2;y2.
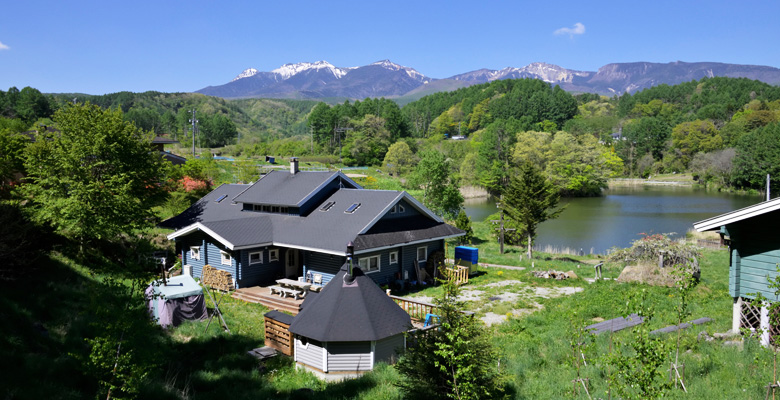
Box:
532;269;575;280
264;314;294;356
201;265;235;292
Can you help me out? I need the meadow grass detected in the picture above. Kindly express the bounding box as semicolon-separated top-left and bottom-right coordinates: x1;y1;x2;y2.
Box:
3;215;779;399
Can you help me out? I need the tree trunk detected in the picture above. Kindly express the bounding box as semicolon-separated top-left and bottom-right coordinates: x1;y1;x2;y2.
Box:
527;232;533;260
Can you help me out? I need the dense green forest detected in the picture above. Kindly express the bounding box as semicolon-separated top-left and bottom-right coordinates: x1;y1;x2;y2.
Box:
4;76;780;197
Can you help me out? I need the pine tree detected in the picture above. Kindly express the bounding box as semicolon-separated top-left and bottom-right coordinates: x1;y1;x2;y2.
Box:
502;162;564;259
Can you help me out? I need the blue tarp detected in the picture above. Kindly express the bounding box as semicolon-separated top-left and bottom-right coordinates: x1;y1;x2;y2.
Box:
146;275;207;327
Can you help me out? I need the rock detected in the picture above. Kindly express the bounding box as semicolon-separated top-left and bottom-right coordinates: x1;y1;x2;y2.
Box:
723;340;743;348
566;270;578;280
697;331;714;342
591;317;605;322
713;331;740;339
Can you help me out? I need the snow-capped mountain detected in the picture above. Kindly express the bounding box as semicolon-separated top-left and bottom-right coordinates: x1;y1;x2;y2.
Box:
231;68;259;82
197;60;780;99
271;61;352;80
197;60;430;99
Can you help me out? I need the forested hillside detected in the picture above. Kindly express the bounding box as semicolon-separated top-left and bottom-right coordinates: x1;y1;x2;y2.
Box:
4;76;780;197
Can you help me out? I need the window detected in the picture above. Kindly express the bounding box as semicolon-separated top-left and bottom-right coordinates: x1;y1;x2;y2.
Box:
320;201;336;212
269;249;279;262
359;255;380;272
221;251;232;266
215;194;228;203
190;246;200;260
398;204;405;213
389;251;398;265
249;251;263;265
345;203;361;213
390;205;396;214
417;246;427;262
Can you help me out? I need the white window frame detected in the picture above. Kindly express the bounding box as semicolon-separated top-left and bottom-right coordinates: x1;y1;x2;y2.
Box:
190;246;200;261
390;205;397;214
398;204;405;213
269;249;279;262
249;251;263;265
417;246;427;262
389;251;398;265
359;255;380;273
220;250;232;266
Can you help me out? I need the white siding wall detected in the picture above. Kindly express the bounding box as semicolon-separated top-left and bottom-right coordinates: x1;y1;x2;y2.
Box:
327;341;372;372
374;334;404;364
295;337;324;371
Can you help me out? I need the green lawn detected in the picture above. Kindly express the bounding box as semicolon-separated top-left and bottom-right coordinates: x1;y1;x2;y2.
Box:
3;221;778;399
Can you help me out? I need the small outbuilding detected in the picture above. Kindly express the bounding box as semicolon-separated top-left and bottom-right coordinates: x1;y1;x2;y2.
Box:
146;274;208;328
694;197;780;345
288;263;411;380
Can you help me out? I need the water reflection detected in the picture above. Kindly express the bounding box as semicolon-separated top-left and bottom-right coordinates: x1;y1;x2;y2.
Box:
463;186;760;254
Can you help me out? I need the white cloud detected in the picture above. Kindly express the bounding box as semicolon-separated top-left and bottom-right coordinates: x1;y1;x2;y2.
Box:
554;23;586;37
0;41;9;50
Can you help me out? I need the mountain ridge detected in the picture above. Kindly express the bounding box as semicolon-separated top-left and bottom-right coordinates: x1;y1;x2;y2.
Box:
197;60;780;100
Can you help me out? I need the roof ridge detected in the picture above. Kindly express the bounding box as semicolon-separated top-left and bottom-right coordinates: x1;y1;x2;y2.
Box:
231;170;273;201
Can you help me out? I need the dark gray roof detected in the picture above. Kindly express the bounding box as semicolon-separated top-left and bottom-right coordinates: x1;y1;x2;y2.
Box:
232;170;349;207
273;189;402;253
158;184;249;230
165;187;461;254
353;217;465;251
289;264;411;342
200;216;273;248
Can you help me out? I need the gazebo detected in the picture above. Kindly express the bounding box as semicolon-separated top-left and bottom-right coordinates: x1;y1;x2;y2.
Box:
288;262;411;380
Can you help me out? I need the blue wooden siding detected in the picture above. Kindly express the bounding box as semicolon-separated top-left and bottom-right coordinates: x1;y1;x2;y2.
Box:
303;252;346;286
380;199;422;220
727;218;780;301
237;247;284;287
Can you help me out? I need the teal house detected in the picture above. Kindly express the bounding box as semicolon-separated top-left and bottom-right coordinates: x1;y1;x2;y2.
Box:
694;197;780;346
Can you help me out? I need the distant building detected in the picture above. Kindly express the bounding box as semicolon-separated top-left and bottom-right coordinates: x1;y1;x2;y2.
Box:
152;136;187;165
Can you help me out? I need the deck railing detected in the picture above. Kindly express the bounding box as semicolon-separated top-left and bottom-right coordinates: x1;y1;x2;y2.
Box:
389;295;436;322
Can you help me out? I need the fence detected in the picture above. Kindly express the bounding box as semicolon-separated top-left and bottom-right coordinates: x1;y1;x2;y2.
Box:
389;295;436;322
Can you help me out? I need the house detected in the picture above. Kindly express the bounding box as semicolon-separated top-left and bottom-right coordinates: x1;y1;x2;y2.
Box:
694;197;780;345
161;158;464;289
288;263;411;380
152;136;187;165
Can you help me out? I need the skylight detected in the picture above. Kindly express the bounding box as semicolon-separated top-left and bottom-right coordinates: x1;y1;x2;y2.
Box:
215;194;228;203
345;203;361;214
320;201;336;212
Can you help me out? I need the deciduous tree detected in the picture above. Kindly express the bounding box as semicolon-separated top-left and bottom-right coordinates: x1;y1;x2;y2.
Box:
410;150;463;220
19;103;166;244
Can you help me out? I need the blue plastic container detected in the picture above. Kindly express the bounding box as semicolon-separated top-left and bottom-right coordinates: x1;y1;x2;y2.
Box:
454;246;479;265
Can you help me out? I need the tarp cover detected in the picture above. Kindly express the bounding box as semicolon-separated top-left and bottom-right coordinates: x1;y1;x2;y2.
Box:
146;275;207;327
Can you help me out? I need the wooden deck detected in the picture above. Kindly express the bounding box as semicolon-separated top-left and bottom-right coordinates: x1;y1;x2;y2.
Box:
232;285;304;315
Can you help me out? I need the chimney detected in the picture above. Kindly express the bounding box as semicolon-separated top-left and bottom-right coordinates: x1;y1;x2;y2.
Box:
290;157;299;175
346;241;354;277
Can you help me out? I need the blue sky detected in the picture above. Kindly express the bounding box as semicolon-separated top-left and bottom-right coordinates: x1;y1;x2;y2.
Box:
2;0;779;95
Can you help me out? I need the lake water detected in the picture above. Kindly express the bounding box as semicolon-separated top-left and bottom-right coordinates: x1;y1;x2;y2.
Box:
463;185;761;255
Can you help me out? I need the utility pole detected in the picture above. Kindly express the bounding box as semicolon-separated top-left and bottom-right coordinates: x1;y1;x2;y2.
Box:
334;125;352;164
189;110;198;157
490;197;516;255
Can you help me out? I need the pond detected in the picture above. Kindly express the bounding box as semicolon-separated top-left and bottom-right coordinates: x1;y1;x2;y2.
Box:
463;185;760;255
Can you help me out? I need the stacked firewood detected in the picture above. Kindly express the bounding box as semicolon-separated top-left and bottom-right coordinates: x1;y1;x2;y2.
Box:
532;269;577;280
201;265;235;291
